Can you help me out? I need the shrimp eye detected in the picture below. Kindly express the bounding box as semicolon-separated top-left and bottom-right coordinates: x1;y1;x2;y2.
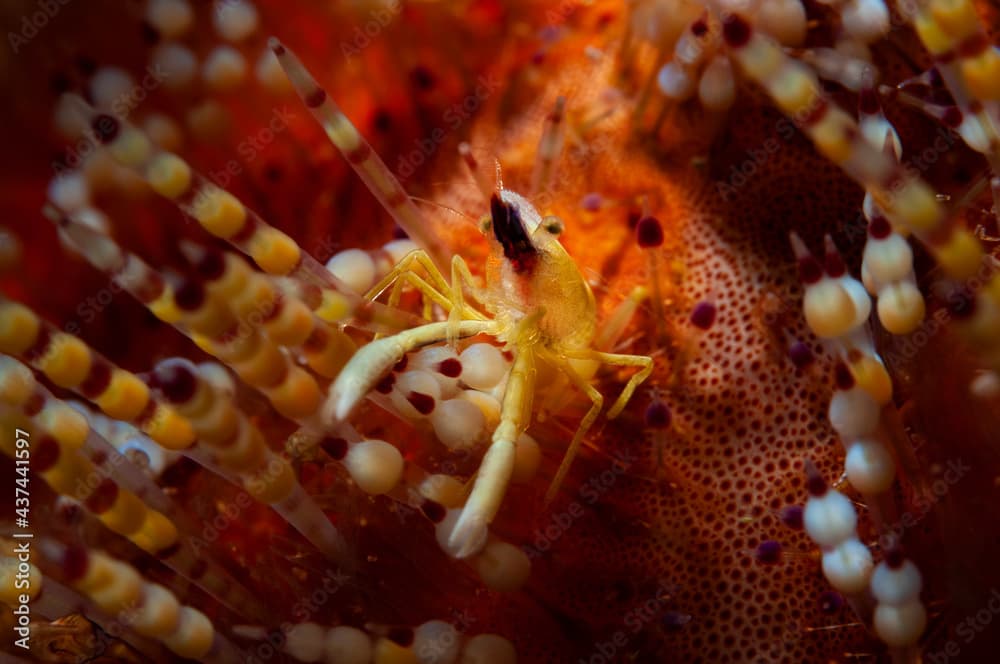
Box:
479;216;492;234
542;216;563;235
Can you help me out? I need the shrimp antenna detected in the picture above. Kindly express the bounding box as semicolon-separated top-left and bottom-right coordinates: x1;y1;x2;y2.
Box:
410;196;477;225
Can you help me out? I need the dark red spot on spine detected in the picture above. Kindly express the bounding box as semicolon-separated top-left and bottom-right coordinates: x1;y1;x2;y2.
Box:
375;373;395;394
941;106;963;128
261;294;284;323
800;98;829;127
75;55;96;76
134;271;165;303
387;627;415;646
156;363;197;404
935;49;956;64
372;108;393;133
50;71;71;94
868;216;892;239
407;391;435;415
174;281;205;311
437;358;462;378
345;142;372;165
140;21;160;45
91;114;120;144
303;326;328;353
85;479;119;514
24;326;52;362
22;392;45;417
834;362;855;390
421;499;446;523
134;398;159;427
804;460;827;497
409;66;435;91
80;359;113;398
645;401;671;429
196;250;226;280
321;437;348;460
884;545;905;569
636;216;664;248
34;436;61;473
722;14;751;48
230;215;259;244
305;87;327;108
386;188;409;208
823;244;846;278
958;33;989;58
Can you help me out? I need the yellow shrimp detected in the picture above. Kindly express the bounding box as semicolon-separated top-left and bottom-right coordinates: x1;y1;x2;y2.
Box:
272;38;653;559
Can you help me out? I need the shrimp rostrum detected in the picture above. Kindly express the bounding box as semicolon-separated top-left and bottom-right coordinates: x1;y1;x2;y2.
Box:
270;37;652;560
327;189;653;558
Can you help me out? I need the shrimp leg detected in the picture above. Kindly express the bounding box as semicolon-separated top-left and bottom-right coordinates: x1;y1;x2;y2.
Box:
448;337;536;558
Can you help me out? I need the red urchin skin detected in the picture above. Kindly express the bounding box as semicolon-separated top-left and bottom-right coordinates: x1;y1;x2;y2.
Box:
2;2;1000;663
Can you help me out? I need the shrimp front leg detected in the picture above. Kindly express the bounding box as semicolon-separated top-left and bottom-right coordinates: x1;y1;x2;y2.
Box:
447;253;488;346
365;249;485;324
448;344;536;559
540;348;605;504
561;348;654;418
325;319;494;422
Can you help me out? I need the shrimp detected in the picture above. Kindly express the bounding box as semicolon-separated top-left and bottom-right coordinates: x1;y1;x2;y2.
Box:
271;39;653;560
